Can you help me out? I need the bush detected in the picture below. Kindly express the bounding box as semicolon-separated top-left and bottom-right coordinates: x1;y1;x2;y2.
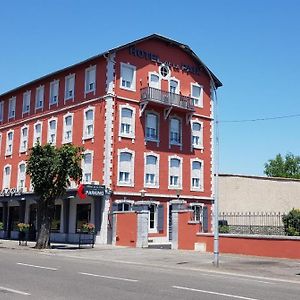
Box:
282;209;300;236
219;225;230;233
0;222;3;230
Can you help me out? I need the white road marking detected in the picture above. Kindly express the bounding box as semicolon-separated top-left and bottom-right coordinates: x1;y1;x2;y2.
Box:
17;262;58;271
173;285;261;300
79;272;138;282
0;286;31;296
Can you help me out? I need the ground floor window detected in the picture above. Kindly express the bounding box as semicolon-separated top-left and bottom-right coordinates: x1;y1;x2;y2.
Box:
117;202;131;211
9;206;20;231
76;204;91;233
51;205;61;232
191;205;203;222
149;204;157;230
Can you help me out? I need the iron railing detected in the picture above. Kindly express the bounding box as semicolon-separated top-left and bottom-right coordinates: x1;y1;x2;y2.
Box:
219;212;287;235
140;87;195;111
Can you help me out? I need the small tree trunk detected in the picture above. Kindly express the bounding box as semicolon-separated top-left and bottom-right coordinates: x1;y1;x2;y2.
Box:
35;197;54;249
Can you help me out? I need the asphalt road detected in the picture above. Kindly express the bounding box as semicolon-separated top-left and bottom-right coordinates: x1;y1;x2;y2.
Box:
0;247;300;300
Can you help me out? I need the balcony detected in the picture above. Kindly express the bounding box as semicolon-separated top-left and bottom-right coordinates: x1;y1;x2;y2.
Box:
140;87;195;116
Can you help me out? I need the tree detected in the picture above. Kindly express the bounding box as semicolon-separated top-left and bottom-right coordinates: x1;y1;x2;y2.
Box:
264;153;300;179
26;143;83;249
282;209;300;236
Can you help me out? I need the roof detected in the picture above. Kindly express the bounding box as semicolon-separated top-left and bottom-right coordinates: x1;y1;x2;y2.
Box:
219;173;300;183
0;33;222;98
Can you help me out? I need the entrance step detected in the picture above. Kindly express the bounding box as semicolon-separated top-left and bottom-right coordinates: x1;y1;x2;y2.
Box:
147;243;172;249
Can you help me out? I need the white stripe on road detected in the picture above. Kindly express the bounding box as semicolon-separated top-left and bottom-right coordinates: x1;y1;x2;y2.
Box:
0;286;30;296
17;262;58;271
173;285;261;300
79;272;138;282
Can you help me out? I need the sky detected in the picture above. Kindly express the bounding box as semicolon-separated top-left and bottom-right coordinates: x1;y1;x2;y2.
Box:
1;0;300;176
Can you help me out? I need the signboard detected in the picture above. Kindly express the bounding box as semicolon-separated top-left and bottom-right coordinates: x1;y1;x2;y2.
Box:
83;184;105;197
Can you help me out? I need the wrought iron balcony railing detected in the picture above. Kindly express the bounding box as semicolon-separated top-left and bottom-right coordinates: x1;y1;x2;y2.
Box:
140;87;195;111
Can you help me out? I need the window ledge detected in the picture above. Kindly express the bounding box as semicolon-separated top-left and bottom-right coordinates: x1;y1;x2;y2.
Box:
120;86;136;92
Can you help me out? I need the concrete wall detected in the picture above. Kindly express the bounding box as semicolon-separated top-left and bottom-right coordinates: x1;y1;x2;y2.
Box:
219;174;300;213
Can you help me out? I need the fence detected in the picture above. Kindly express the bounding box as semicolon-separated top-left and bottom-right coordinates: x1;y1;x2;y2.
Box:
219;212;286;235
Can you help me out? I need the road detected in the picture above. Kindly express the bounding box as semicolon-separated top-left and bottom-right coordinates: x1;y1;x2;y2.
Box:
0;247;299;299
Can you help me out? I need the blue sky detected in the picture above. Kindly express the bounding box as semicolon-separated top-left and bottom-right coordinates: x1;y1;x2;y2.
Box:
1;0;299;176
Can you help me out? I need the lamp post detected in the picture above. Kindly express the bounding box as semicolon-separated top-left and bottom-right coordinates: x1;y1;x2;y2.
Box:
139;189;146;200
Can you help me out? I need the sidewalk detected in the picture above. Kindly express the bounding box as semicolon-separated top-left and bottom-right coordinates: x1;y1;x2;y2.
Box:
1;238;300;283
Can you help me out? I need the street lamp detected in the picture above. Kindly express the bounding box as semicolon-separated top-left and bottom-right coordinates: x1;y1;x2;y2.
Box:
139;189;146;200
176;189;181;200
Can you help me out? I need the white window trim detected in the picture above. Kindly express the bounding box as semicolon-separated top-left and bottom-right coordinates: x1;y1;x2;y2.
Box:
148;71;161;89
144;152;160;189
8;96;16;120
191;119;204;150
83;106;95;141
118;104;136;140
189;203;204;223
169;115;182;148
62;112;74;144
5;129;14;156
191;82;204;108
22;90;31;115
120;63;136;92
17;161;27;191
33;121;43;146
2;164;11;189
85;65;96;95
19;124;29;153
47;117;58;145
190;158;204;192
65;73;75;102
168;155;183;190
82;150;94;184
169;77;180;94
145;111;160;143
159;64;170;79
117;148;135;187
35;85;44;111
49;80;59;107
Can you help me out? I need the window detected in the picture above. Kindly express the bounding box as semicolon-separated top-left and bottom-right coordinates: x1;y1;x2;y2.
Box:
120;63;136;91
8;97;16;119
3;165;11;189
82;151;93;183
191;121;203;149
17;162;26;191
144;154;159;188
22;91;31;114
49;80;59;105
191;159;203;191
76;204;91;233
85;66;96;93
62;113;73;143
190;204;203;222
191;83;203;107
19;125;29;153
47;118;57;145
149;73;160;89
159;64;170;78
169;79;179;94
170;118;181;145
145;112;159;141
83;107;94;140
117;202;132;212
6;130;14;156
33;121;42;145
51;205;61;232
35;86;44;109
149;204;158;230
169;157;182;189
65;74;75;100
119;106;135;138
118;150;134;186
0;101;3;121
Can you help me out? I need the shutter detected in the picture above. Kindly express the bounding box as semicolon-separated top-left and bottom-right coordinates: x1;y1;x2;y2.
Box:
157;204;164;232
203;206;209;233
